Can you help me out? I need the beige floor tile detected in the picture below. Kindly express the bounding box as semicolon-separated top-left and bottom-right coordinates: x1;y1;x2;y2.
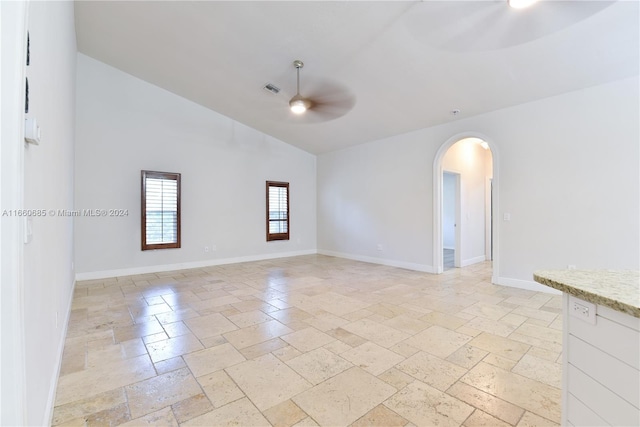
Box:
263;399;308;427
350;404;409;427
512;354;562;388
227;309;274;328
55;354;155;406
197;370;245;408
326;328;368;347
226;353;312;411
419;311;468;330
468;332;530;361
462;301;513;320
181;397;270;426
396;351;467;391
341;342;405;376
286;347;353;385
293;417;320;427
323;339;353;355
403;325;472;358
52;388;126;425
384;380;474;427
463;409;512;427
171;393;214;424
377;368;415;390
293;367;396;427
445;345;489;369
382;315;430;335
84;402;131;426
125;367;201;419
446;381;524;425
516;411;559;426
146;333;204;363
461;362;561;422
56;257;562;427
119;407;179;426
281;327;335;352
183;313;238;340
223;319;293;349
465;316;517;337
342;318;410;348
183;342;245;377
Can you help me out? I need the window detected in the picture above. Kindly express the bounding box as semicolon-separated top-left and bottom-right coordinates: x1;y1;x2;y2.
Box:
141;170;181;250
266;181;289;241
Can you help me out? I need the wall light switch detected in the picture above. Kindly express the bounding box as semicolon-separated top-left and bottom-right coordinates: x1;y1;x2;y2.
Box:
503;213;511;221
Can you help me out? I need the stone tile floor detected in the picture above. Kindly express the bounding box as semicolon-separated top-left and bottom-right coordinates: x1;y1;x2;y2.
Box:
53;255;562;426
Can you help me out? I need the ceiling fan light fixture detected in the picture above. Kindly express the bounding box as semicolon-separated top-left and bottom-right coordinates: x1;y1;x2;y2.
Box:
508;0;538;9
289;94;311;114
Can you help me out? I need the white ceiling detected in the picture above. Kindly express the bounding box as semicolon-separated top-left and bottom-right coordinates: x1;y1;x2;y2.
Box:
74;1;639;154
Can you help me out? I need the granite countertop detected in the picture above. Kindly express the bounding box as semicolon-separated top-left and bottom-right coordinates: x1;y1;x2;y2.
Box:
534;270;640;318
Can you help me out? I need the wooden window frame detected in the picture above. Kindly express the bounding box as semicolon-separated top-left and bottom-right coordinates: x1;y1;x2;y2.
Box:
141;170;181;250
266;181;290;241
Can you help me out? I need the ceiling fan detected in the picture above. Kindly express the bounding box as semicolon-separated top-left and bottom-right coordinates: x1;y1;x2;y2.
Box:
281;59;355;123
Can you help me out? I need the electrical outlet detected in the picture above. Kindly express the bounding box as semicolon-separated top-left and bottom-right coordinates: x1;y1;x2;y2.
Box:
204;246;209;253
568;264;576;270
377;244;383;251
569;295;596;325
211;244;217;252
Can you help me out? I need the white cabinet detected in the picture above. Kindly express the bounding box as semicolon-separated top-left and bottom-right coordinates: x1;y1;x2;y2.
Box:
563;294;640;426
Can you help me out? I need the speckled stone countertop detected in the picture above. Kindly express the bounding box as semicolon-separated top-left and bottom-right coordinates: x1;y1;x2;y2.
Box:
534;270;640;318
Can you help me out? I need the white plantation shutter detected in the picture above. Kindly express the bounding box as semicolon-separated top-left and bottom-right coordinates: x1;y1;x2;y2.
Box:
142;171;181;250
266;181;289;241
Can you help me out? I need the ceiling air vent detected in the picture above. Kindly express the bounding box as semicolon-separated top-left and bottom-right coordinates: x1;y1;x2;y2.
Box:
263;83;281;95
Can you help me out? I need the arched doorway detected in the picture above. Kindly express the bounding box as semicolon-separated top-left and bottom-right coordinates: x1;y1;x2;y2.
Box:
433;133;498;276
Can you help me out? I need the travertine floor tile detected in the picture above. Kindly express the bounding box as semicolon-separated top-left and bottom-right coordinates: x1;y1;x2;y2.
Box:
226;353;311;411
263;399;308;427
181;397;270;426
403;325;472;358
396;351;467;391
341;342;405;376
461;362;561;422
125;367;201;419
285;347;353;385
350;404;409;427
182;342;245;377
516;411;559;426
342;318;410;348
281;327;336;352
54;257;562;427
446;381;524;425
223;319;293;349
55;354;155;406
463;409;512;427
293;367;396;427
197;370;245;408
145;333;204;363
119;407;179;426
384;380;474;427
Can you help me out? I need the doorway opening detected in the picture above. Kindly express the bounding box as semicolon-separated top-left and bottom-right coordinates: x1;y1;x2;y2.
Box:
433;134;497;275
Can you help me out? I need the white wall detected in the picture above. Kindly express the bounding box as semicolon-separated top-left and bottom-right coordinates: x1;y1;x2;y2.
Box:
318;76;639;287
1;1;77;425
75;54;317;278
442;139;492;266
442;172;456;249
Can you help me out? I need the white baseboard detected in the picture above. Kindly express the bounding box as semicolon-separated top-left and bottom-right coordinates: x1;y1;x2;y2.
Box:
461;255;486;267
44;278;75;426
75;250;317;281
318;249;435;273
492;275;561;294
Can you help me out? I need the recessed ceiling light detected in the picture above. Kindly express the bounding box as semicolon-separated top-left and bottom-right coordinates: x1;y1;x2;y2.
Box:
508;0;538;9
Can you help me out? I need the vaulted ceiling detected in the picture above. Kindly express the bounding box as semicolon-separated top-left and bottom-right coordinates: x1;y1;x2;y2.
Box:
75;1;639;154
